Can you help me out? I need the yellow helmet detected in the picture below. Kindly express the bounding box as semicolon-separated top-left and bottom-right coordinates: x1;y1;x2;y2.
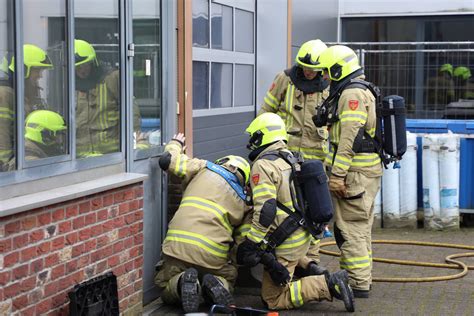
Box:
74;39;98;67
246;113;287;150
215;155;251;184
314;45;361;81
25;110;66;145
295;39;328;70
9;44;53;78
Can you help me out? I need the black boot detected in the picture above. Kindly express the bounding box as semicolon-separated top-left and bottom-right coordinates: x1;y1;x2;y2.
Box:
326;270;355;312
307;262;329;277
353;288;370;298
180;268;200;313
202;274;235;307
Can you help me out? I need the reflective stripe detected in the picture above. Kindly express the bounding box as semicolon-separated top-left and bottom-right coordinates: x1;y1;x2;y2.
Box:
174;154;187;177
0;107;14;114
165;229;229;258
253;183;276;199
248;226;266;243
234;224;251;237
284;83;295;127
333;155;352;171
368;127;376;137
264;91;279;109
290;280;303;307
181;196;232;233
340;110;367;124
0;106;14;120
288;146;328;161
310;238;321;245
276;230;311;249
352;154;381;167
339;255;371;269
0;149;13;161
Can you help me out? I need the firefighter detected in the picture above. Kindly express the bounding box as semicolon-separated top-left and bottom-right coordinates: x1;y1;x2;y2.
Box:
23;110;67;161
155;133;252;313
74;39;143;157
258;39;330;276
313;45;383;298
237;112;354;312
0;44;53;171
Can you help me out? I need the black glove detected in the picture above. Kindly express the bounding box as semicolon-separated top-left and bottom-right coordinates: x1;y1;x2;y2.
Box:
236;239;262;267
261;252;291;286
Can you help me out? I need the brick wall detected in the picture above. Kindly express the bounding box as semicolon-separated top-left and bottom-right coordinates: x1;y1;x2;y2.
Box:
0;183;144;315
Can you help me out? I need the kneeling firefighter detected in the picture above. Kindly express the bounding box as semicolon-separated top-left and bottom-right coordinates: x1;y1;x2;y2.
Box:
155;133;252;313
236;113;354;312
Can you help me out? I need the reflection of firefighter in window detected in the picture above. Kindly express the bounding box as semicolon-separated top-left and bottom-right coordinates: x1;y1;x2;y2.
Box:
74;39;142;157
453;66;473;100
427;63;454;110
0;44;53;171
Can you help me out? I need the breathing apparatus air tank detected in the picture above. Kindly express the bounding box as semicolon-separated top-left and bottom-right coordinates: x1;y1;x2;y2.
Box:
382;161;400;227
399;131;418;228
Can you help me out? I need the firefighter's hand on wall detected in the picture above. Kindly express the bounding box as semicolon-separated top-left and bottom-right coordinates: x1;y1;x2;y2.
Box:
236;239;262;267
329;175;347;198
172;133;186;151
261;252;291;286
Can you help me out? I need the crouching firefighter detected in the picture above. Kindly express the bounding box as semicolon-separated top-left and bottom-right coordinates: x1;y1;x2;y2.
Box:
236;113;354;312
312;45;406;298
155;133;252;313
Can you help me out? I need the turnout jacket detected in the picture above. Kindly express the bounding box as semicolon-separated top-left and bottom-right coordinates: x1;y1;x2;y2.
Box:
259;71;329;161
76;69;141;157
161;140;250;270
325;75;383;178
247;141;311;262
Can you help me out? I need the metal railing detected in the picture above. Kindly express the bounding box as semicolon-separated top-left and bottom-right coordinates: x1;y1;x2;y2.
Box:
328;42;474;120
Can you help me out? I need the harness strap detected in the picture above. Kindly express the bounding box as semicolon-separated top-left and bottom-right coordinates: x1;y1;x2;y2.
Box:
206;161;246;201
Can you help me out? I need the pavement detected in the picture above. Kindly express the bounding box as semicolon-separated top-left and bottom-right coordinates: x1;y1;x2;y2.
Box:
145;227;474;316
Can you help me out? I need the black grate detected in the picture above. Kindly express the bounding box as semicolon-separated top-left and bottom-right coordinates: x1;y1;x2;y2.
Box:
68;272;119;316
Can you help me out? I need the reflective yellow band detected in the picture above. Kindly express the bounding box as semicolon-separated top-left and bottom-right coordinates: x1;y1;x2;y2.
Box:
181;196;232;233
174;154;187;177
248;226;266;243
290;280;304;307
253;183;276;199
277;230;311;249
234;224;251;238
165;229;229;258
285;83;295;127
352;153;381;167
288;146;328;161
264;91;279;109
340;254;371;269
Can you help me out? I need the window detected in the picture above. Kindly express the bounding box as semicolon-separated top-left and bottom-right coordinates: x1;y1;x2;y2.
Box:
192;1;255;113
0;0;15;172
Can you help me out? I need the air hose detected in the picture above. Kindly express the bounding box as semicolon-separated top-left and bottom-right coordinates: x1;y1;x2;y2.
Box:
320;240;474;282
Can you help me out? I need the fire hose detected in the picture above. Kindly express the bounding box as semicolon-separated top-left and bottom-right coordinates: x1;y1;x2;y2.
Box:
320;240;474;282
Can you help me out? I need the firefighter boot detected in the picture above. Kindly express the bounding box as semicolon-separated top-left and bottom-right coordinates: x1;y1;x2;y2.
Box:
326;270;355;312
179;268;200;313
202;274;235;307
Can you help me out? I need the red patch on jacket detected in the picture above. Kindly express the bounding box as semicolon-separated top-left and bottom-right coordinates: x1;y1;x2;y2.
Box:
252;174;260;185
348;100;359;110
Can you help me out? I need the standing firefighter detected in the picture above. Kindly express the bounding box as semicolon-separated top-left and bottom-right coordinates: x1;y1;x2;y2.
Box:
313;45;383;298
237;113;354;312
259;39;330;276
155;133;251;313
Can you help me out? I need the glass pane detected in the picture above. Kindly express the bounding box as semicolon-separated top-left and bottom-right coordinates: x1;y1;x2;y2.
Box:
211;62;232;108
235;64;253;107
23;0;68;161
425;17;474;41
133;0;161;152
235;9;253;53
193;0;209;48
211;3;232;51
75;0;120;158
193;61;209;109
0;0;15;171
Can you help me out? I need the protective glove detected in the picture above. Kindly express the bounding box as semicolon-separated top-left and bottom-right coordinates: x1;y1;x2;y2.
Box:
260;252;291;286
329;175;347;198
236;239;262;267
